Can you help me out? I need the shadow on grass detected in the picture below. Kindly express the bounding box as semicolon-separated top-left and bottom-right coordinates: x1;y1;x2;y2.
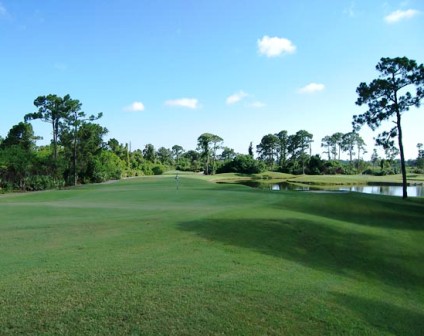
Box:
332;292;424;335
178;217;423;287
273;192;424;231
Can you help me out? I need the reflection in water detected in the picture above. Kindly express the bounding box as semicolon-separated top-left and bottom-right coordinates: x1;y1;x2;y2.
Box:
241;181;424;197
339;185;424;197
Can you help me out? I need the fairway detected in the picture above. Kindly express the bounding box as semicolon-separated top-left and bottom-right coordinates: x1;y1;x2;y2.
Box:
1;176;423;335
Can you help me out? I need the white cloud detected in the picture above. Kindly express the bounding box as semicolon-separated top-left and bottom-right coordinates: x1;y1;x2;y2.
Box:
249;101;266;108
257;35;296;57
298;83;325;94
124;101;145;112
384;9;420;23
165;98;199;109
226;91;248;105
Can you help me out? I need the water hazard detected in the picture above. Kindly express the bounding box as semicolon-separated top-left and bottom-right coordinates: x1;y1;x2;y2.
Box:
240;181;424;197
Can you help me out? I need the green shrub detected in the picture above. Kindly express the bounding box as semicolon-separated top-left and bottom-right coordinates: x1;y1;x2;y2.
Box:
152;165;166;175
217;155;265;174
24;175;62;191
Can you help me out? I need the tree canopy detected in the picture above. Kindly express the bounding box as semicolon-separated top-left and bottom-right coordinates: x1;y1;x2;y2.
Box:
353;56;424;198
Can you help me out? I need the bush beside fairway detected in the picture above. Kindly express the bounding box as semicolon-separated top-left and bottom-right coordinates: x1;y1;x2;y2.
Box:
0;176;423;335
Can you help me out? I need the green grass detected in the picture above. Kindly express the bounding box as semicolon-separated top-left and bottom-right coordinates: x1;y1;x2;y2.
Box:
0;176;423;335
287;173;424;186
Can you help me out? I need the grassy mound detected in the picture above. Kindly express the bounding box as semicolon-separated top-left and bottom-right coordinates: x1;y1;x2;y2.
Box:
1;176;423;335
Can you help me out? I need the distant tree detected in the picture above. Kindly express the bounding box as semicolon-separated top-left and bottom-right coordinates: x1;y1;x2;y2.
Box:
385;146;399;161
417;143;424;158
74;123;108;183
217;154;265;174
256;134;278;169
220;147;236;161
197;133;212;174
275;130;289;168
182;150;201;171
321;135;333;160
107;138;127;160
385;146;400;173
331;132;344;160
0;146;34;190
61;99;102;185
210;134;223;174
92;150;125;182
143;144;156;163
25;94;71;161
125;143;130;167
341;132;366;166
172;145;184;166
1;122;39;151
197;133;223;174
129;149;144;171
371;149;379;167
355;134;367;162
355;136;368;173
353;57;424;198
416;143;424;169
157;147;173;165
288;130;313;174
248;142;254;157
0;122;38;190
341;132;358;163
307;155;324;175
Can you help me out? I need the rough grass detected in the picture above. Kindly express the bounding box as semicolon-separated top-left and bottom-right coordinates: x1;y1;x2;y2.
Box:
0;176;423;335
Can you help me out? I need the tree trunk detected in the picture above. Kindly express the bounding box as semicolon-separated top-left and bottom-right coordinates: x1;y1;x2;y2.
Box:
396;110;408;199
205;154;209;175
73;125;78;186
52;121;58;161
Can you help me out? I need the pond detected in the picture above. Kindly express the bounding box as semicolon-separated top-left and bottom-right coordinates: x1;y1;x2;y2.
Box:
239;181;424;197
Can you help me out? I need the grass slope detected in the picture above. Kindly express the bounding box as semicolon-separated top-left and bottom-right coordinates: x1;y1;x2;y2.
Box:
0;176;423;335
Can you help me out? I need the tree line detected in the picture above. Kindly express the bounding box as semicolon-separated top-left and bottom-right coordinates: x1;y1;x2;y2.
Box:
1;57;423;198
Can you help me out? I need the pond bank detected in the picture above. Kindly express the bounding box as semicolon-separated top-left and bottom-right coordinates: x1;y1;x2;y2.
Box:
213;173;424;197
226;180;424;197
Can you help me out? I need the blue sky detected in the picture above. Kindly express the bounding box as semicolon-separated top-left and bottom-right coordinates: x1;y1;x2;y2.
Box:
1;0;423;159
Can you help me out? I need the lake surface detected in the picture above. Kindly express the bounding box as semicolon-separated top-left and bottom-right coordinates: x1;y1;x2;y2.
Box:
241;181;424;197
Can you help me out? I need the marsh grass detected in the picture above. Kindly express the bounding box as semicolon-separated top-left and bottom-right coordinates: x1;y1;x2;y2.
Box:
0;176;423;335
